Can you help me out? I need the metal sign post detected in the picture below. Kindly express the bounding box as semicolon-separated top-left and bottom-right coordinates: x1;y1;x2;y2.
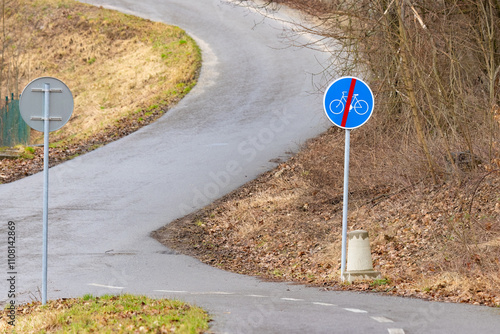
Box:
323;77;374;280
20;77;74;305
42;83;50;306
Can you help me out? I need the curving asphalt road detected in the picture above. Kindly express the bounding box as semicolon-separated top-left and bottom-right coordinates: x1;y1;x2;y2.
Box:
1;1;499;333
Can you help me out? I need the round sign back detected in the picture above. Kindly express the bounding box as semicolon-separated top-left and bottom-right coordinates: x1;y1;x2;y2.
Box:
20;77;74;132
323;77;374;130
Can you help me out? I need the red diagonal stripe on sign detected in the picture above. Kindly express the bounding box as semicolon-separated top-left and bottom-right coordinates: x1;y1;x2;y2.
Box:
341;78;357;128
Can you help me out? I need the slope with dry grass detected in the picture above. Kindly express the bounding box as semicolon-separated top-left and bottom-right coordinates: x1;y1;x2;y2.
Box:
0;0;201;183
154;125;500;307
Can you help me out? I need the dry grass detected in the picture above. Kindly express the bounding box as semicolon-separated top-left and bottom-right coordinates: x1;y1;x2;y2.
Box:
0;0;200;183
2;0;200;144
155;126;500;307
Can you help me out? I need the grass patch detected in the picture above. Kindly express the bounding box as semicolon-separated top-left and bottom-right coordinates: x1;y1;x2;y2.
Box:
0;294;210;333
20;146;35;160
370;278;391;287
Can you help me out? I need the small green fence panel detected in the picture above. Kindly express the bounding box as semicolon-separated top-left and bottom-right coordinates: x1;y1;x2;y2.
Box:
0;94;30;147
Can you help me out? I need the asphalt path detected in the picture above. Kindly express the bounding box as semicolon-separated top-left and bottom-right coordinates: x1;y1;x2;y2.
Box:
1;0;499;333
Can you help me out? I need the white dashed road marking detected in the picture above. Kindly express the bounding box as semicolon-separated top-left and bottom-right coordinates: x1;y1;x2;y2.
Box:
154;290;234;296
88;283;125;290
281;297;304;302
245;294;267;298
344;308;368;313
387;329;405;334
371;316;394;323
312;302;337;306
145;288;406;333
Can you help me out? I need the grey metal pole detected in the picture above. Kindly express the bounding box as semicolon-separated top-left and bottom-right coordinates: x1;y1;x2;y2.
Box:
340;129;351;281
42;83;50;305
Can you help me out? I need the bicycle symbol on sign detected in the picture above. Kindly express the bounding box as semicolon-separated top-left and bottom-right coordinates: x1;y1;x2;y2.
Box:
329;91;369;115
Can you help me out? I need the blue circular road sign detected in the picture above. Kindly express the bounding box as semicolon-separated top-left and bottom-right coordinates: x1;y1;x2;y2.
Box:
323;76;374;129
